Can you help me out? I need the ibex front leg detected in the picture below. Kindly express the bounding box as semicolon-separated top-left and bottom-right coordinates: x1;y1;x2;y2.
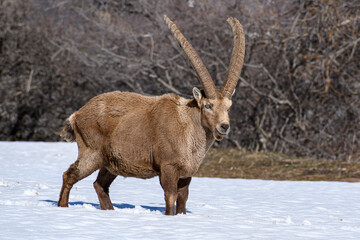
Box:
176;177;191;214
159;164;179;215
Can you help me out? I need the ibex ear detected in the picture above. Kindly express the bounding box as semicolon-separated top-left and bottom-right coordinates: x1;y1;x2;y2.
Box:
232;89;236;97
193;87;202;106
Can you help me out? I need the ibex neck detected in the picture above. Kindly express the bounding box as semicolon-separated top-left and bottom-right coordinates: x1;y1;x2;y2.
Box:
182;97;215;152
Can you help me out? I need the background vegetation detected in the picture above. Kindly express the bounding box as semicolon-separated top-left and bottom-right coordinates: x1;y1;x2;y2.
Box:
1;0;359;161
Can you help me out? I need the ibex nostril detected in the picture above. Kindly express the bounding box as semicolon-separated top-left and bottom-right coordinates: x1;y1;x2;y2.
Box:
220;124;230;132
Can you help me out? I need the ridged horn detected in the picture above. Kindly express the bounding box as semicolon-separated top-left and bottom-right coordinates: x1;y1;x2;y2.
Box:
221;17;245;98
164;15;217;99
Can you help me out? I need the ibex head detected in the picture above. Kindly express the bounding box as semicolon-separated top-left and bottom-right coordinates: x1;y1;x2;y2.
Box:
165;16;245;141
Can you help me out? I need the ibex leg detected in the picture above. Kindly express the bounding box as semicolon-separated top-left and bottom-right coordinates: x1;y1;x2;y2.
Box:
176;177;191;214
93;168;117;210
159;164;179;216
58;152;101;207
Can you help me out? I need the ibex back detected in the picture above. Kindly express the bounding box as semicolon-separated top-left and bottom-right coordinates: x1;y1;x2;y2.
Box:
58;16;245;215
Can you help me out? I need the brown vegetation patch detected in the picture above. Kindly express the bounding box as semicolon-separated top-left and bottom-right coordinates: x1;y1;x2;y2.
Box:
196;148;360;182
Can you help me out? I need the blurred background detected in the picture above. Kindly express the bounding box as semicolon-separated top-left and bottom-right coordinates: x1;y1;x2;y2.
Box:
0;0;359;161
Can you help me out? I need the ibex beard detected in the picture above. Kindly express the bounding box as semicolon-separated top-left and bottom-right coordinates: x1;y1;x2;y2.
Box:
58;16;245;215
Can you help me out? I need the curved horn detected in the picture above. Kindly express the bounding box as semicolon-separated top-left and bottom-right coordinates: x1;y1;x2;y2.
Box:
164;16;217;99
221;17;245;98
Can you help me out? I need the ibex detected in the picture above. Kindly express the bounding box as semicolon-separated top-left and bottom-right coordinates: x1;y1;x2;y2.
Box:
58;16;245;215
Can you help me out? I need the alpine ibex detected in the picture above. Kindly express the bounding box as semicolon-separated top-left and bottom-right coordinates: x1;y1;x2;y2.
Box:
58;16;245;215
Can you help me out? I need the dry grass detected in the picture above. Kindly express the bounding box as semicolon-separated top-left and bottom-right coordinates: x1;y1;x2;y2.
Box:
196;148;360;182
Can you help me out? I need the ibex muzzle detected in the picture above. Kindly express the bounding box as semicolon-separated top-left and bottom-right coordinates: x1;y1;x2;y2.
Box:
58;16;245;215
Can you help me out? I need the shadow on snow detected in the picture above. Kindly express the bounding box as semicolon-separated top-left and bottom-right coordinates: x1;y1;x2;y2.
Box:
42;200;166;213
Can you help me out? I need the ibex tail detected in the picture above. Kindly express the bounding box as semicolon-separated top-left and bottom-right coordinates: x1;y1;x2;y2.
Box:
60;116;76;142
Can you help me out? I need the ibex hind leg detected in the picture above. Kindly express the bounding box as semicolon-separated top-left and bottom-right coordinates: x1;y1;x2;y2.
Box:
93;168;117;210
58;152;101;207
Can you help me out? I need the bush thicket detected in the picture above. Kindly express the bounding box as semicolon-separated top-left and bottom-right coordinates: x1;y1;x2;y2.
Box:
0;0;359;160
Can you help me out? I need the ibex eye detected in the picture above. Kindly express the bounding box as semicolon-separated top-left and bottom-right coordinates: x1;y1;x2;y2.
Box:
205;103;213;110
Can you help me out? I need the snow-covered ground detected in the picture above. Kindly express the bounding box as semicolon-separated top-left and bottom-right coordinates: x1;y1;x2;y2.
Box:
0;142;359;240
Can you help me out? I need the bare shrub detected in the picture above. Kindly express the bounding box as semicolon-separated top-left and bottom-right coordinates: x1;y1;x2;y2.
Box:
0;0;359;160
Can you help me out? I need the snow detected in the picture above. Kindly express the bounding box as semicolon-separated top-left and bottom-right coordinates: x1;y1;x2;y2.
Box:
0;142;359;240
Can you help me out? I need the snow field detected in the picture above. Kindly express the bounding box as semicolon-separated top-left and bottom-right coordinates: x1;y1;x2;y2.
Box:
0;142;359;239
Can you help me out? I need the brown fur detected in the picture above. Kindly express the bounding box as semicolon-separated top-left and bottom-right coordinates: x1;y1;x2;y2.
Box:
58;17;245;215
